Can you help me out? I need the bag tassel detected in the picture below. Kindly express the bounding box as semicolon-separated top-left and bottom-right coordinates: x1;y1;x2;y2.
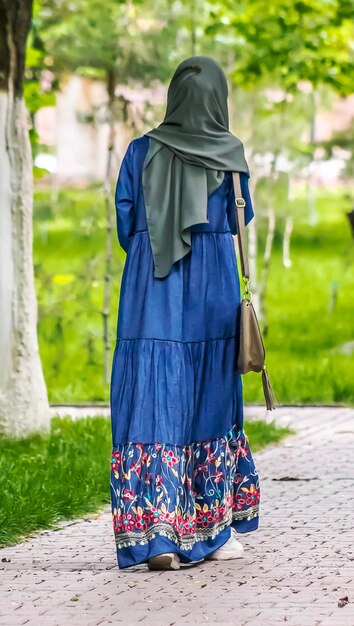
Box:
261;366;276;411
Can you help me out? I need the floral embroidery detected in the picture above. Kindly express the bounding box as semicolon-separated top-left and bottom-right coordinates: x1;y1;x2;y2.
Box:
162;449;178;467
111;451;121;472
121;513;135;531
110;425;260;550
196;504;214;528
243;484;260;506
213;470;223;482
123;489;134;501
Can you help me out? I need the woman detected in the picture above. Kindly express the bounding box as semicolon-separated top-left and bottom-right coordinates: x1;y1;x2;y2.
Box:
110;56;260;571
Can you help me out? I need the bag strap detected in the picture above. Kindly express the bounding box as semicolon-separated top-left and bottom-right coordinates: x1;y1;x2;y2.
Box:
232;172;250;282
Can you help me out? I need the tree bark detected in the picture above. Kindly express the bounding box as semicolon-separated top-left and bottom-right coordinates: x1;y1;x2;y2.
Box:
307;90;317;226
247;177;259;314
0;0;50;437
282;216;293;268
102;69;116;385
258;208;275;335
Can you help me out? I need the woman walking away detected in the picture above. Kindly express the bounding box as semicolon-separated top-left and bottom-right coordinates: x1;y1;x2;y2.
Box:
110;56;260;571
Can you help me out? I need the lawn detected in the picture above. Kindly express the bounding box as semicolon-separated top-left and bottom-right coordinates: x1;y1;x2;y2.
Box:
0;416;293;547
244;187;354;404
33;184;354;404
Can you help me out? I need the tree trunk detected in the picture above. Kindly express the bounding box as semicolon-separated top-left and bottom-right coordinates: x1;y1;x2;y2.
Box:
258;208;275;335
307;90;317;226
282;216;293;268
0;0;50;437
247;177;259;314
102;70;116;385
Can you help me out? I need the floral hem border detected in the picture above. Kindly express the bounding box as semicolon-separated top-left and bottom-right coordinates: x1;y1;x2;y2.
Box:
114;505;259;550
111;425;260;551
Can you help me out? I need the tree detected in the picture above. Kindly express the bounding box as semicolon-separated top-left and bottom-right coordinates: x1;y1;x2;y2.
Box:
208;0;354;95
0;0;50;437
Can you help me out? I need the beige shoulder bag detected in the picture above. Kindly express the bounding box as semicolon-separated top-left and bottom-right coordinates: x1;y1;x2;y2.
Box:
232;172;276;411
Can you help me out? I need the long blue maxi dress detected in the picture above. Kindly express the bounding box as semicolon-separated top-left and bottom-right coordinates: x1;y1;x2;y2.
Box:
110;135;261;569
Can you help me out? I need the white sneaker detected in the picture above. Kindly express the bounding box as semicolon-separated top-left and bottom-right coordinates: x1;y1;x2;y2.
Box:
206;528;244;561
148;553;181;570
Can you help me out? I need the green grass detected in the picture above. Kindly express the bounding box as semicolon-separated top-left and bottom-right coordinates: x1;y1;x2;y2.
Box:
33;184;354;404
34;185;125;402
244;419;294;451
0;416;111;547
0;416;293;547
243;188;354;405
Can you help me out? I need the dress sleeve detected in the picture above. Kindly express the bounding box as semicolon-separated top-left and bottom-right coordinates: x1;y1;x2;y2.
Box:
226;172;255;235
114;141;135;253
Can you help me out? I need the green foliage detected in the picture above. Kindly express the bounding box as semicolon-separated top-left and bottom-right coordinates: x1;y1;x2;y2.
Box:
207;0;354;95
24;78;56;116
32;0;179;86
28;0;354;97
0;415;291;546
0;417;111;547
24;2;58;153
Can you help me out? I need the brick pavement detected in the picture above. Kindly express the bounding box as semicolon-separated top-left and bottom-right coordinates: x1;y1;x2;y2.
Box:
1;406;354;626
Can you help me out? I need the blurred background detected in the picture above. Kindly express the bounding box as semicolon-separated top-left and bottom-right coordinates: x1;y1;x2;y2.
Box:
28;0;354;405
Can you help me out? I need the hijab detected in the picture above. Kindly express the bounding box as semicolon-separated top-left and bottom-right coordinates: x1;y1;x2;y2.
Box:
142;55;249;278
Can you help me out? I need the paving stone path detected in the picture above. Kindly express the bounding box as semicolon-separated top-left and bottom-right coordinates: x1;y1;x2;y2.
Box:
1;406;354;626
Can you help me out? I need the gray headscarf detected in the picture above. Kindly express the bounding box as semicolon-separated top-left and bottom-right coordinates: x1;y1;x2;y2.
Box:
142;55;249;278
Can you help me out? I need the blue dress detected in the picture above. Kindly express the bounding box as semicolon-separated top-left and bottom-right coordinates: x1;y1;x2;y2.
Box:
110;135;260;569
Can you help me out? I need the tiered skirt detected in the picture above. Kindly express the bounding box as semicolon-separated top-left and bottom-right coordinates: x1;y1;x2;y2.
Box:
110;232;260;568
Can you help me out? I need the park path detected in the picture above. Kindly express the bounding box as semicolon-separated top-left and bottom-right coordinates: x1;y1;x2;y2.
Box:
1;406;354;626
